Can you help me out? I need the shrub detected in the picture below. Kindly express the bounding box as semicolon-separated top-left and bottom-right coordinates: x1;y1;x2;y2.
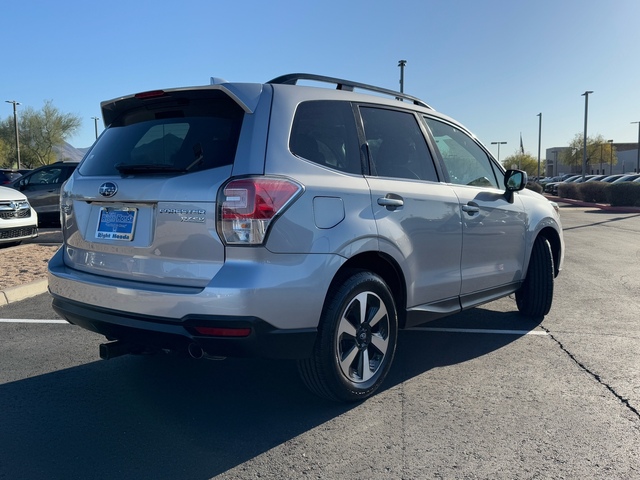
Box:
577;182;609;204
526;182;543;194
557;182;580;200
605;182;640;206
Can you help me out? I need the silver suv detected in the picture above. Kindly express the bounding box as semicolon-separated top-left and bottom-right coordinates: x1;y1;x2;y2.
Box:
48;74;564;401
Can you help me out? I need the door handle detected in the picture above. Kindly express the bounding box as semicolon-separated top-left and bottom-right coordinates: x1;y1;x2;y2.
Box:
377;197;404;207
462;204;480;214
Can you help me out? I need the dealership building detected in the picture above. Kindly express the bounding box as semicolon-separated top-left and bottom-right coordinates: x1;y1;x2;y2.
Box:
544;143;639;177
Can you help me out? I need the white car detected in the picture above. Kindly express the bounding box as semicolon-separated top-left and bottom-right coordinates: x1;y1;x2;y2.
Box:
0;186;38;247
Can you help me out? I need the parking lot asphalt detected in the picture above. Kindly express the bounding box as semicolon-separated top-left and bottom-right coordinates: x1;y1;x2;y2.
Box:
1;197;638;306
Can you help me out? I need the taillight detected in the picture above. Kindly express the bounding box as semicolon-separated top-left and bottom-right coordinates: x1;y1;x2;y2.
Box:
134;90;166;99
217;177;302;245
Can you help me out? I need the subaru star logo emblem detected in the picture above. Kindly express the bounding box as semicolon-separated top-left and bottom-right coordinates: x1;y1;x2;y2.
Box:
99;182;118;197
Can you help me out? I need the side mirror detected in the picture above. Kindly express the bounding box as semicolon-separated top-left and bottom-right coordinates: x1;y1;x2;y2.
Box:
504;169;527;192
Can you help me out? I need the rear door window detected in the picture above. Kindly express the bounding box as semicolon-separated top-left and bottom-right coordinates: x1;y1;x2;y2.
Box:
359;107;438;182
79;94;244;176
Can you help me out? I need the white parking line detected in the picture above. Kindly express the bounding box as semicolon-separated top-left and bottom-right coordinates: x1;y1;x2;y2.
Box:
407;327;548;336
0;319;68;324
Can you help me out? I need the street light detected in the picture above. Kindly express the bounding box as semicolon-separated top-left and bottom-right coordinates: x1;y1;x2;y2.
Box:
537;113;542;180
91;117;100;140
491;141;507;163
581;91;593;180
607;139;614;175
631;121;640;173
398;60;407;94
5;100;21;170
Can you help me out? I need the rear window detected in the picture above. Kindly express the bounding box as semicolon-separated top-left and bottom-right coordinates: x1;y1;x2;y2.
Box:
79;95;243;176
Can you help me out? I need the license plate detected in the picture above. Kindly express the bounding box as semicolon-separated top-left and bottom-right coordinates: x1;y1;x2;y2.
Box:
96;207;137;241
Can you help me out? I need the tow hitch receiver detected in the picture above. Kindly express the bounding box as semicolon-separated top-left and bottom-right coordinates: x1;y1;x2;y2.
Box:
99;341;138;360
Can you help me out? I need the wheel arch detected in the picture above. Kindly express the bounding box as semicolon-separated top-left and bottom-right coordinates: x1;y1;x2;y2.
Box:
536;226;562;277
330;251;408;328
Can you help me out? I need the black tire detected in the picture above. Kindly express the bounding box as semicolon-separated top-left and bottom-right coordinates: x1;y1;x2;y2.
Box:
298;270;398;402
516;236;554;318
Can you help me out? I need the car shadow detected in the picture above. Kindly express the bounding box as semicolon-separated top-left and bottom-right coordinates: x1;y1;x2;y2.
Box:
0;305;540;479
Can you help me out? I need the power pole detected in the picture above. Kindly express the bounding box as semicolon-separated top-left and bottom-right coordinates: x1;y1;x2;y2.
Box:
5;100;21;169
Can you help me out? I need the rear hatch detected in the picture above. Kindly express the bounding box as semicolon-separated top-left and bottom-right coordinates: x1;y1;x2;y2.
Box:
61;87;250;288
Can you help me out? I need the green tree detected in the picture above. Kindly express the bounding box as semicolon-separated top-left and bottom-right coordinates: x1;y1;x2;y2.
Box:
502;151;540;178
560;133;617;171
1;100;82;168
0;137;12;168
0;119;19;168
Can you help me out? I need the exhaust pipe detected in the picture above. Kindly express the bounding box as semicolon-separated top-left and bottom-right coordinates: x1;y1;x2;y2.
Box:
187;343;226;361
99;341;137;360
187;343;204;359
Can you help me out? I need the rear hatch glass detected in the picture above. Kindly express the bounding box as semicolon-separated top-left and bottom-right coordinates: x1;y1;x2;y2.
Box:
80;90;243;176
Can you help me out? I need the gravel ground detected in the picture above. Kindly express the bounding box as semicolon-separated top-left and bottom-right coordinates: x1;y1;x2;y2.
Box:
0;229;62;290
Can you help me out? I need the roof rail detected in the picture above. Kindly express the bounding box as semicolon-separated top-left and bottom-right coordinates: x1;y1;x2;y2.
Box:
268;73;432;110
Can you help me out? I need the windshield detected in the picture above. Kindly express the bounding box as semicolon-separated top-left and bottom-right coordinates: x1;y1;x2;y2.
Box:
79;95;243;176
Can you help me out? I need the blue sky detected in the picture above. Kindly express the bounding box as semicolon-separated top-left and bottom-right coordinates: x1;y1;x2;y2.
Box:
3;0;640;162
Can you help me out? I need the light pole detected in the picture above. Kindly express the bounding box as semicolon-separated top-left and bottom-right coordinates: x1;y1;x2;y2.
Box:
5;100;21;170
581;91;593;180
607;139;614;175
599;143;603;174
553;150;558;176
398;60;407;93
91;117;100;140
537;113;542;181
631;121;640;173
491;141;507;163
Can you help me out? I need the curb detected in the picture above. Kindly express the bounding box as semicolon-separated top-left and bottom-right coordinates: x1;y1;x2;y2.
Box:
0;279;49;306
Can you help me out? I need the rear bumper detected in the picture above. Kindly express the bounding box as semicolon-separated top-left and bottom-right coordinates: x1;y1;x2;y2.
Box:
48;247;341;330
51;294;317;359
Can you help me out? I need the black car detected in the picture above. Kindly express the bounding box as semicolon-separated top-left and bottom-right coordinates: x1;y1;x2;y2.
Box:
8;162;79;225
0;170;22;185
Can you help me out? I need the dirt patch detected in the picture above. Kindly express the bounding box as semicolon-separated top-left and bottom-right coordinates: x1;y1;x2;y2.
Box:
0;244;59;290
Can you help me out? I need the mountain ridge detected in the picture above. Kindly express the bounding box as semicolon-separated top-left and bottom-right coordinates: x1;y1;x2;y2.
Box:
54;142;90;162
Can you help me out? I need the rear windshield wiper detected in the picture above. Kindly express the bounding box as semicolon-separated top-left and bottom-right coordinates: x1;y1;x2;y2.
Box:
115;163;187;174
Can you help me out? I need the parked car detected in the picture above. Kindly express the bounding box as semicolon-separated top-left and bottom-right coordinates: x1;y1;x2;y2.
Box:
598;174;626;183
8;161;78;225
584;175;609;182
48;73;564;401
612;174;640;183
545;175;582;195
1;169;22;185
0;186;38;247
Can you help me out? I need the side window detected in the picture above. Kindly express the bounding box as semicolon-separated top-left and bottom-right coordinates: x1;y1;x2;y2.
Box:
423;117;500;188
359;107;438;182
290;101;361;174
26;167;63;186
